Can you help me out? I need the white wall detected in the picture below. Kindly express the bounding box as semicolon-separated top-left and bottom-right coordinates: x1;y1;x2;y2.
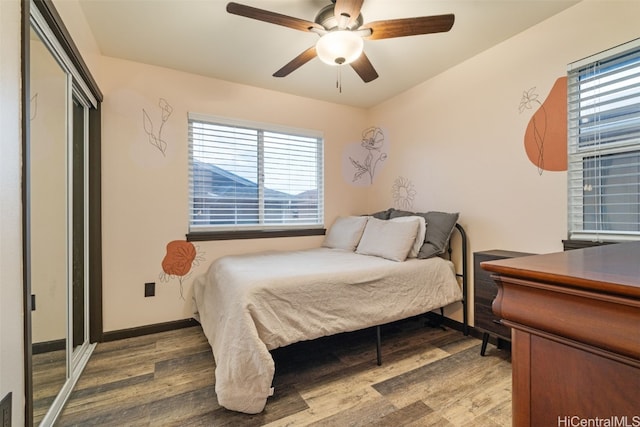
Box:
96;56;369;331
367;1;640;323
55;0;367;332
55;0;640;332
0;0;25;425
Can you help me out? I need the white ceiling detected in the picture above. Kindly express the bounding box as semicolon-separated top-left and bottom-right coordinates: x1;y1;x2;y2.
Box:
77;0;579;108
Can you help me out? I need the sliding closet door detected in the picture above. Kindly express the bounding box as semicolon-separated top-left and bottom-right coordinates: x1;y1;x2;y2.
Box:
71;95;86;355
28;24;69;426
26;1;102;425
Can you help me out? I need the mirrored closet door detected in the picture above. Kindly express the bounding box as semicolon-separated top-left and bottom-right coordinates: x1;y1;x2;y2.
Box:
26;1;103;425
28;22;70;425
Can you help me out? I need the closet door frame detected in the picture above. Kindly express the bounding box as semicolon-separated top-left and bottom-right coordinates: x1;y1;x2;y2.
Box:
21;0;103;425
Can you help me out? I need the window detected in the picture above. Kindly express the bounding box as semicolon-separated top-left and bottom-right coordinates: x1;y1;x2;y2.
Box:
567;39;640;241
188;113;324;237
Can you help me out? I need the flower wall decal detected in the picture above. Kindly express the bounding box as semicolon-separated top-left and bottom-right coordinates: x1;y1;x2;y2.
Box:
392;176;416;209
519;87;547;175
518;87;540;113
159;240;205;299
349;126;388;184
143;98;173;156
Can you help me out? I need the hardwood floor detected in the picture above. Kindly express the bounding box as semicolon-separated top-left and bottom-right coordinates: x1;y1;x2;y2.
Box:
55;318;512;426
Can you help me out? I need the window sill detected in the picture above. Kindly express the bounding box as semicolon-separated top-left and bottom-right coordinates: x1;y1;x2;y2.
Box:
562;239;618;251
186;228;326;242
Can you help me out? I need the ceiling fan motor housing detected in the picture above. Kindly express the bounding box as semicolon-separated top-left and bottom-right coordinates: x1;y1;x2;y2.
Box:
314;4;363;31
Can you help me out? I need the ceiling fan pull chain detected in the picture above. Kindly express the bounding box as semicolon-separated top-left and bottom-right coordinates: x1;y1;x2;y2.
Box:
337;66;342;93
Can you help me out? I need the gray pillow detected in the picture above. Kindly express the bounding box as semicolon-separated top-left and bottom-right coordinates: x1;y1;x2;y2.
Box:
369;208;394;220
417;211;459;259
388;208;415;219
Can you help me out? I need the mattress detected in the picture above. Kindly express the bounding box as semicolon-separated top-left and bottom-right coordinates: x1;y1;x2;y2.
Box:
192;247;462;413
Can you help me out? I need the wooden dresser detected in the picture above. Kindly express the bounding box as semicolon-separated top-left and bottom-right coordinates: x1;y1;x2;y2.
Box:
474;250;533;356
481;242;640;427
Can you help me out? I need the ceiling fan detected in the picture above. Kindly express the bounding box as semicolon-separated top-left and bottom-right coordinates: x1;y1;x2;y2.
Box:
226;0;455;83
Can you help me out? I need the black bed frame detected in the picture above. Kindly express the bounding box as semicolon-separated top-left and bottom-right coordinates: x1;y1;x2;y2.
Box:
374;223;469;365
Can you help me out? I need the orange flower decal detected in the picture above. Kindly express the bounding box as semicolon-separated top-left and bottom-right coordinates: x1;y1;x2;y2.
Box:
160;240;204;299
162;240;197;276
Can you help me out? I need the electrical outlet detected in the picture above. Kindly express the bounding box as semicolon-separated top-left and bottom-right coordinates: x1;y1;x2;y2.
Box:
1;392;11;427
144;282;155;297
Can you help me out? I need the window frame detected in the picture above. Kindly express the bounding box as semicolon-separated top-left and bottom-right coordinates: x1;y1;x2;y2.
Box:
186;113;325;241
567;38;640;242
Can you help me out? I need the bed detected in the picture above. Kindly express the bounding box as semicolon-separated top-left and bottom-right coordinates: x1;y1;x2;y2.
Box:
192;209;468;414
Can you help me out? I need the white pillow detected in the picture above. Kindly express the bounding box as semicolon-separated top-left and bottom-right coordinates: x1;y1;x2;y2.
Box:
356;217;419;262
390;216;426;258
322;216;369;251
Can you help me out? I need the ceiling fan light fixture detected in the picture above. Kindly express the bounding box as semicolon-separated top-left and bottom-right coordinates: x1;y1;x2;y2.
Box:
316;30;363;66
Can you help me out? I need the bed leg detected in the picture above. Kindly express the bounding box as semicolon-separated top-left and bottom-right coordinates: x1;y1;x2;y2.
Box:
376;326;382;366
480;332;490;356
435;308;446;331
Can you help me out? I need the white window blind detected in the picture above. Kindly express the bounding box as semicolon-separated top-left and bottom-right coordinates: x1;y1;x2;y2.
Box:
188;113;324;232
567;38;640;241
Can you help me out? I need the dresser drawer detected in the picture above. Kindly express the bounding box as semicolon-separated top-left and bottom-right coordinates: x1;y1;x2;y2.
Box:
475;277;499;301
474;250;534;341
475;299;511;337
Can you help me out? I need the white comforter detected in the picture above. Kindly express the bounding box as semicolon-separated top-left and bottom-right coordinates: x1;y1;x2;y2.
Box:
192;247;462;414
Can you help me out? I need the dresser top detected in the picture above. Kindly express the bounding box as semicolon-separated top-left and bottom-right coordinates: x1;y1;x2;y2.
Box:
481;241;640;298
474;249;535;258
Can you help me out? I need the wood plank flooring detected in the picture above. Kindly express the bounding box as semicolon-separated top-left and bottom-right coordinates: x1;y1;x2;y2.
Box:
32;349;66;425
55;318;512;426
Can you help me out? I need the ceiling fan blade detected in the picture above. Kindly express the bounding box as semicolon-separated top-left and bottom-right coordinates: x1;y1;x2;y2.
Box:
350;52;378;83
333;0;364;29
226;2;323;32
363;14;455;40
273;46;317;78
